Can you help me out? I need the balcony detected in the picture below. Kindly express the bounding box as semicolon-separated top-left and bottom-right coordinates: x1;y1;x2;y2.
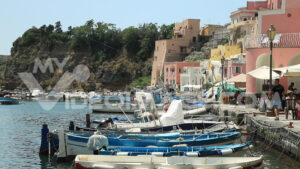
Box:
227;20;256;30
245;33;300;49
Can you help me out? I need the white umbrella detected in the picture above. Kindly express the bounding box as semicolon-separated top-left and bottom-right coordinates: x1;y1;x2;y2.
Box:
247;66;281;80
274;64;300;77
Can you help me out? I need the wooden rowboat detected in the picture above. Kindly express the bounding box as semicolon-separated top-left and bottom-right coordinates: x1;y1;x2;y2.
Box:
75;155;264;169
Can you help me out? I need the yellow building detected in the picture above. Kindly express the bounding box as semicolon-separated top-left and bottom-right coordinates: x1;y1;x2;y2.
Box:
210;45;241;61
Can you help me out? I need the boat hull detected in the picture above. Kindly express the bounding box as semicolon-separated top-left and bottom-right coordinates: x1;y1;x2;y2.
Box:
75;155;264;169
0;97;20;104
63;132;240;157
92;104;138;114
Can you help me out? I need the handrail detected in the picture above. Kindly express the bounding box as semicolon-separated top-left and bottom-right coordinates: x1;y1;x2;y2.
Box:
245;33;300;49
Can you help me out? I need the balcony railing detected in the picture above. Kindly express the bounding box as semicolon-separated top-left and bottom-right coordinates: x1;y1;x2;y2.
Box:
227;20;256;30
245;33;300;49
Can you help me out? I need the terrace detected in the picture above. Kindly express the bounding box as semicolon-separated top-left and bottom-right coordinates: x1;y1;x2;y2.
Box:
245;33;300;49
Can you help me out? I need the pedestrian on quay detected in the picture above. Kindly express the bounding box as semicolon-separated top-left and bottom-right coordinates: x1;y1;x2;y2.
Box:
272;79;285;120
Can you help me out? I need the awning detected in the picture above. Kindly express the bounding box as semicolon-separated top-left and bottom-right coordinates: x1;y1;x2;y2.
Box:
247;66;281;80
274;64;300;77
226;74;246;83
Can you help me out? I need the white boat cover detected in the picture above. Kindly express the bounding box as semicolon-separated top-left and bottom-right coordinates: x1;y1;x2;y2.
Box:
159;100;184;126
87;135;108;151
247;66;281;80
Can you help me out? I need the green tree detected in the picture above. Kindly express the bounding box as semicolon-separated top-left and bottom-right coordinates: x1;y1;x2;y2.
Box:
159;23;174;39
122;27;140;56
55;21;62;33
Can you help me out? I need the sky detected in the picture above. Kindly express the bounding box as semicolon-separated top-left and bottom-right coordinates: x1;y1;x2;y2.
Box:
0;0;250;55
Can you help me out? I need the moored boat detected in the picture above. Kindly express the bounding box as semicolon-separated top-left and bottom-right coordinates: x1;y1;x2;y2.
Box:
75;155;264;169
0;97;20;104
54;131;240;160
97;141;252;157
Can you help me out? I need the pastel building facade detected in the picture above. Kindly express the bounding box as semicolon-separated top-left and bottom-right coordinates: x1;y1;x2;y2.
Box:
210;45;242;61
164;62;200;88
245;0;300;93
225;54;247;80
151;19;200;86
227;1;266;51
180;67;203;92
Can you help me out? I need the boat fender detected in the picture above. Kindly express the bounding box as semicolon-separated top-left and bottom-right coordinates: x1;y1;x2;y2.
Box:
87;135;108;151
185;152;199;157
151;152;165;157
218;149;233;155
116;152;130;156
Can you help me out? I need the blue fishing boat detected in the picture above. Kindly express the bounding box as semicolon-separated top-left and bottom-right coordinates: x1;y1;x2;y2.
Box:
54;130;245;160
100;142;252;157
66;132;240;147
0;97;20;104
108;132;237;140
107;133;240;147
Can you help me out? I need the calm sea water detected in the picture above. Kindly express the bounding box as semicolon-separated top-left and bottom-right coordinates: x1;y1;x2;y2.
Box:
0;101;298;169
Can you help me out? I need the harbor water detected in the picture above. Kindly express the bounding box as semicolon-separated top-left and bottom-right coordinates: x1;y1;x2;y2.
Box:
0;101;298;169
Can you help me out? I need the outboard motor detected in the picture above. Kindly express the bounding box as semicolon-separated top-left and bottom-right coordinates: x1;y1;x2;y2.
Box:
97;118;114;129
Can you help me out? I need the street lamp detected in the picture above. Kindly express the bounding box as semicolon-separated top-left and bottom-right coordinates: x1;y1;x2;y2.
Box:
221;56;225;89
267;24;276;90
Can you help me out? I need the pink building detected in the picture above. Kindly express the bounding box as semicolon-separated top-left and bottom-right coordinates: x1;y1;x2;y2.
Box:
164;62;200;87
224;55;247;80
245;0;300;94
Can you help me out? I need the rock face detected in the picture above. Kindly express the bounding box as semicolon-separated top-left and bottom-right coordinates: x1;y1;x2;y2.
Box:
2;48;152;91
0;21;163;91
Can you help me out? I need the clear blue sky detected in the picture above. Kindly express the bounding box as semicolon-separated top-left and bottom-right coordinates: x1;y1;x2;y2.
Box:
0;0;250;55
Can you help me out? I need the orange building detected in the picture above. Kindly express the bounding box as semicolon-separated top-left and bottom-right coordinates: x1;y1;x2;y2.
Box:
151;19;200;86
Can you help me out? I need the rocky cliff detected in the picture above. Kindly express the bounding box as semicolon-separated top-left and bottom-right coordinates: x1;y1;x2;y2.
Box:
1;20;174;91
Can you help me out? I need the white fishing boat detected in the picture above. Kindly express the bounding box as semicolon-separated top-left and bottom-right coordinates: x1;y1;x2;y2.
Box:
31;88;45;98
91;92;160;114
75;155;264;169
91;95;138;114
94;100;229;132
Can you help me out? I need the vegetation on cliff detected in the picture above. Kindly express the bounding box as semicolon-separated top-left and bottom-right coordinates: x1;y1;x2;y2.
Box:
2;20;174;91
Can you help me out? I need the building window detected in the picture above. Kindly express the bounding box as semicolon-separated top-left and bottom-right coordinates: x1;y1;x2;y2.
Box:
166;68;168;72
183;67;187;73
179;69;181;73
193;37;196;42
235;66;241;73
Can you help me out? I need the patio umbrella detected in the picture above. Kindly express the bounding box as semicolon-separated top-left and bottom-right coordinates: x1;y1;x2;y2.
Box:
274;64;300;77
247;66;281;80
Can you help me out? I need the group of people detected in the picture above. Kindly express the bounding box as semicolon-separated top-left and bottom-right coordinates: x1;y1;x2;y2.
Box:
265;79;297;120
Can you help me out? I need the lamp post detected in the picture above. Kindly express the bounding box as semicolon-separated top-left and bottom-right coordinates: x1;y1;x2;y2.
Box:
221;56;225;90
267;24;276;90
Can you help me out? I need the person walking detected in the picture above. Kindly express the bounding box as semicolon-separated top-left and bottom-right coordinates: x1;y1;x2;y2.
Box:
272;79;285;120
